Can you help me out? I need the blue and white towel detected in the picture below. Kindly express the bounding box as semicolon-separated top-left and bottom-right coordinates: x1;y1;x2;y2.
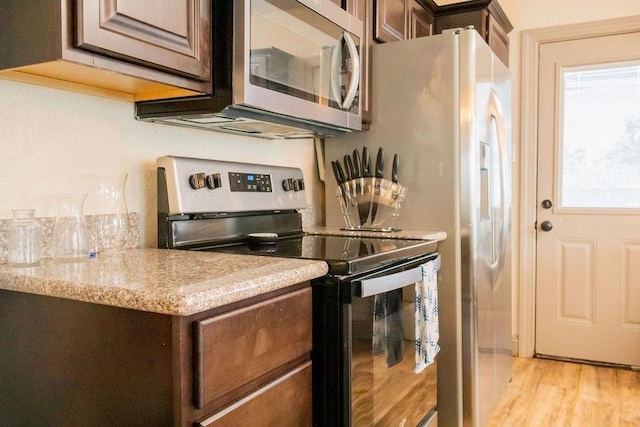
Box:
415;256;440;373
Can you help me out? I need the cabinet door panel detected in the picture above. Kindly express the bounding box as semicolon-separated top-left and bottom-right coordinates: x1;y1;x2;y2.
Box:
410;1;433;38
194;287;312;411
374;0;407;42
197;363;312;427
487;14;509;65
76;0;210;80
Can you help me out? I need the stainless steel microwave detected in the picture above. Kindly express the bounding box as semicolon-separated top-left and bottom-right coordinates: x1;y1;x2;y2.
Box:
136;0;363;139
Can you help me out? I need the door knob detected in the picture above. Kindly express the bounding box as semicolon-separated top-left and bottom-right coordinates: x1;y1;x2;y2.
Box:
540;221;553;232
541;199;552;209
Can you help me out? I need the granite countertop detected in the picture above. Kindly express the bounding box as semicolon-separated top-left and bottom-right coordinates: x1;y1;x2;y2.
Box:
305;226;447;242
0;249;328;316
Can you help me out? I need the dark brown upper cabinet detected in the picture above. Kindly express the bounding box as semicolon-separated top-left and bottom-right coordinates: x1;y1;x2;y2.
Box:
374;0;436;43
433;0;512;65
342;0;434;125
76;0;210;81
410;1;435;39
0;0;211;101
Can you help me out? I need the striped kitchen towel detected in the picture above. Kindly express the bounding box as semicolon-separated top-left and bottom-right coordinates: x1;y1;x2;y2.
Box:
415;255;440;373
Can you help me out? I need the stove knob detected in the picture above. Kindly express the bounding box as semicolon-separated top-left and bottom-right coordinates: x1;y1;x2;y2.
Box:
282;178;293;191
206;173;222;189
189;173;206;190
293;178;305;191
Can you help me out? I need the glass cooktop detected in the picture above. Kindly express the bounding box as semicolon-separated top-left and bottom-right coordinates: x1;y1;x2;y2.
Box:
203;234;437;275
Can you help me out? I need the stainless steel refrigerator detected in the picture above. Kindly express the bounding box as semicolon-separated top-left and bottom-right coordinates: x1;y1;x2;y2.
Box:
325;28;512;427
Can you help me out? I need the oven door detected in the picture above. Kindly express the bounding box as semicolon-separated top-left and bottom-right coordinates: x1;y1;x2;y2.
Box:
347;254;439;426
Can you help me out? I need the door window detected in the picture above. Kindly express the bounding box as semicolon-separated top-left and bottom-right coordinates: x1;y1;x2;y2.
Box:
560;62;640;209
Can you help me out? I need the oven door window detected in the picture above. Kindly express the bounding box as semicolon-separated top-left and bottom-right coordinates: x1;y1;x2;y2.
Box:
249;0;360;113
351;283;437;426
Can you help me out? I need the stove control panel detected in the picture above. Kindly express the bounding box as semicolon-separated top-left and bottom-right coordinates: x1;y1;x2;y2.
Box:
229;172;272;192
158;156;307;214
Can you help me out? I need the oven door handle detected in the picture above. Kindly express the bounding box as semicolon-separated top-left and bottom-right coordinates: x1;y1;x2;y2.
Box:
354;265;424;298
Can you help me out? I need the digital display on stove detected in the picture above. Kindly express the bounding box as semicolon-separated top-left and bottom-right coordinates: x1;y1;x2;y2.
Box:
229;172;272;192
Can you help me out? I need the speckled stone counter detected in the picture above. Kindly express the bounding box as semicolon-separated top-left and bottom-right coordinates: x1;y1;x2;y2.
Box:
0;248;328;316
305;226;447;242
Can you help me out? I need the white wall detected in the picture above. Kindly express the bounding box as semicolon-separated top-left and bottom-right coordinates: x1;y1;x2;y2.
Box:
4;0;640;342
496;0;640;347
0;80;321;247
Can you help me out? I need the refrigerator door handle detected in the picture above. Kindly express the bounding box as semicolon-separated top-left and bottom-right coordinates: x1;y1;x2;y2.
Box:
488;88;510;281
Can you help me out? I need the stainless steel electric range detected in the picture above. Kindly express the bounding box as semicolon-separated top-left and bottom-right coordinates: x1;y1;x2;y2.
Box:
157;155;439;427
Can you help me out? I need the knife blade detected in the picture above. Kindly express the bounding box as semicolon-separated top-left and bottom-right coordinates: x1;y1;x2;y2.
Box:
352;149;362;178
374;147;385;179
371;147;385;224
350;150;367;226
360;146;373;225
391;154;399;183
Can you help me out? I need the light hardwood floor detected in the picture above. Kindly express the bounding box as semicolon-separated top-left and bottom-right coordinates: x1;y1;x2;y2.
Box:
487;357;640;426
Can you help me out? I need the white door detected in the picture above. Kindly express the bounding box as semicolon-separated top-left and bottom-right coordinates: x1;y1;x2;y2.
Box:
535;31;640;367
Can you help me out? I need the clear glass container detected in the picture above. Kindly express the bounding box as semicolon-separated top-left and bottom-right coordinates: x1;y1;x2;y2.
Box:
51;193;91;261
8;209;42;266
336;177;407;231
91;173;129;254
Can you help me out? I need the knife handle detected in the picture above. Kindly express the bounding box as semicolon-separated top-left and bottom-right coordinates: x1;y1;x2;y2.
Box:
344;155;354;181
331;161;343;185
375;147;384;178
362;146;372;177
335;160;347;184
391;154;399;183
352;149;362;178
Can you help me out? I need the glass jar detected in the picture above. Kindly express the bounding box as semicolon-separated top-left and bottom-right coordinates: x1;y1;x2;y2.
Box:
91;173;129;254
7;209;42;266
51;193;91;261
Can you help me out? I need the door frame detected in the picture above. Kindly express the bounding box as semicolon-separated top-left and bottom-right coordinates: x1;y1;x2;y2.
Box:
519;15;640;358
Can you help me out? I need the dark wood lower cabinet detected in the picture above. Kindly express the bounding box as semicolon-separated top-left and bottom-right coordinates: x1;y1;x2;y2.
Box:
0;283;312;427
196;362;312;427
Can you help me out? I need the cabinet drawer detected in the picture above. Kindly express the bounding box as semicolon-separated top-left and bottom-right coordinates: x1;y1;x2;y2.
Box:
194;287;312;410
197;362;312;427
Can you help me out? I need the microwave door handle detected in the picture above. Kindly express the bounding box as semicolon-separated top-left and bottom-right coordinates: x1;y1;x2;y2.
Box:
341;32;360;110
354;265;423;297
330;38;343;108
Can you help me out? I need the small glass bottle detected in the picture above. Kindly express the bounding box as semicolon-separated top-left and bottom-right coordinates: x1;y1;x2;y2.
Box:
8;209;42;266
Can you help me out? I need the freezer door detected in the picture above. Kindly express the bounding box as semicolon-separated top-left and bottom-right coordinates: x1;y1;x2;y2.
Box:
461;28;512;427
